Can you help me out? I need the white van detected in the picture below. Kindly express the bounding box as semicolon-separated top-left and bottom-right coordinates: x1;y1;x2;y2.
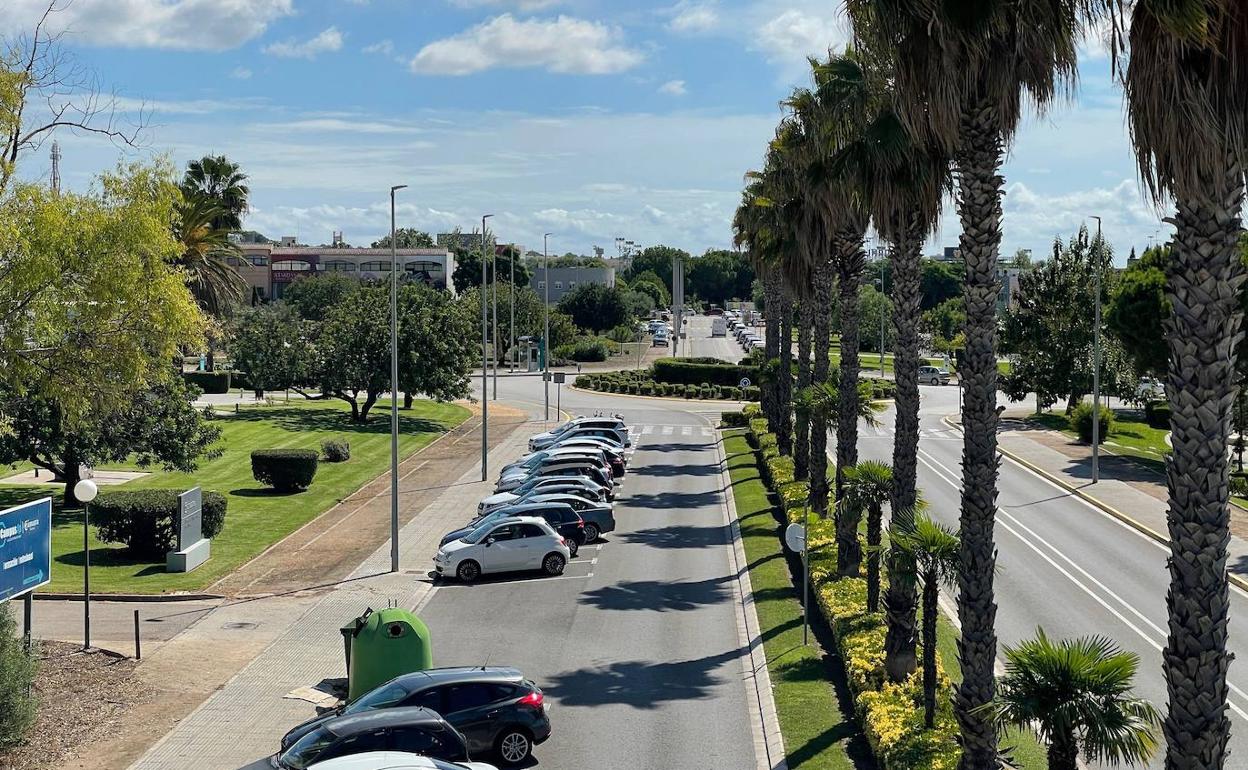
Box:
711;317;728;337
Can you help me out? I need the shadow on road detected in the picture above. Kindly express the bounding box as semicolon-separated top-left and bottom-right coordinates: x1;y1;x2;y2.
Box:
630;463;720;479
544;649;741;709
579;576;731;612
620;524;729;549
620;490;720;510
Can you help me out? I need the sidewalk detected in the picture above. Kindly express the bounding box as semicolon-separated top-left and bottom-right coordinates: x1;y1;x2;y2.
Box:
949;412;1248;586
123;411;536;770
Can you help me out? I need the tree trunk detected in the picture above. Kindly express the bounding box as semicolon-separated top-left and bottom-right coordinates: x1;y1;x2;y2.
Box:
833;227;865;501
884;211;925;679
358;391;380;423
61;449;81;506
1161;161;1245;770
922;570;938;729
953;96;1004;770
403;391;414;410
867;501;882;613
763;267;782;436
254;389;265;399
777;286;794;456
835;503;863;578
795;299;813;481
811;257;834;518
1046;732;1080;770
339;392;361;423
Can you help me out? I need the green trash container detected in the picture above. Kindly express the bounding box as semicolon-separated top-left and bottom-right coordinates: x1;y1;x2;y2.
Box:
345;607;433;702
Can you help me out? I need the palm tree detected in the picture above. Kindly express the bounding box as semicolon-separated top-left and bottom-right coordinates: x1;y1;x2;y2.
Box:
846;4;1096;761
843;460;892;612
181;155;250;231
1113;3;1248;764
174;194;248;318
984;630;1161;770
893;514;960;729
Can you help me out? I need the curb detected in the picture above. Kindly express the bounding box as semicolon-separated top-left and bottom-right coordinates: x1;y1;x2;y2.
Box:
35;592;223;602
941;414;1248;595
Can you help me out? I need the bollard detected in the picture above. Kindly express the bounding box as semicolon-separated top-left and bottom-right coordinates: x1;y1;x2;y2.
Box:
133;609;141;660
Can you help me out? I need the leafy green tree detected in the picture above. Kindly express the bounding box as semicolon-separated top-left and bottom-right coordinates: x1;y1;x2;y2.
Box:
623;289;655;319
557;283;631;332
0;605;36;751
282;274;361;322
920;259;963;310
299;285;392;422
1105;245;1168;376
688;249;753;305
452;246;531;294
0;163;204;420
230;304;312;397
181;155;249;232
629;271;671;307
371;228;434;249
922;297;966;347
622;245;688;288
857;284;895;353
398;283;477;406
0;378;222;502
458;285;576;361
984;630;1160;770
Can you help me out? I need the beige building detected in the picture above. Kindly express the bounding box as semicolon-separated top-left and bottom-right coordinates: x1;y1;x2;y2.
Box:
231;242;457;302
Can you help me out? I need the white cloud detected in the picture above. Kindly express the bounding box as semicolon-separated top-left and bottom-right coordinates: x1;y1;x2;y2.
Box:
251;118;430;136
364;40;396;56
231;66;253;80
410;14;643;76
753;8;850;67
667;1;718;34
263;26;344;59
5;0;293;51
659;79;687;96
111;95;267;115
449;0;564;10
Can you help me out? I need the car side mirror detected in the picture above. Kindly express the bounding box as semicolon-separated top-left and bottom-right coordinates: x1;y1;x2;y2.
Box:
486;537;495;546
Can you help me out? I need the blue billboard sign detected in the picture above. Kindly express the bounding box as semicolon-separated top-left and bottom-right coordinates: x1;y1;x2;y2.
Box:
0;498;52;603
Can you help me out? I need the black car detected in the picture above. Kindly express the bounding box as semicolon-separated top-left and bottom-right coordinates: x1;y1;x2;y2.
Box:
442;503;585;555
273;707;469;769
280;667;552;766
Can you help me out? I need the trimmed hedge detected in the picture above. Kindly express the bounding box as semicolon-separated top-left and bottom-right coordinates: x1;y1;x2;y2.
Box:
740;414;962;769
1144;399;1170;430
652;357;759;386
1069;402;1115;444
182;370;231;394
575;369;761;402
553;337;615;362
251;449;319;491
322;439;351;462
93;490;227;558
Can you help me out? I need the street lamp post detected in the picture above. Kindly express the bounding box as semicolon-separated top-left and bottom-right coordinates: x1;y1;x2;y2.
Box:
481;214;493;481
388;184;407;572
543;233;552;424
491;237;499;400
509;246;516;374
1090;215;1103;483
74;478;98;650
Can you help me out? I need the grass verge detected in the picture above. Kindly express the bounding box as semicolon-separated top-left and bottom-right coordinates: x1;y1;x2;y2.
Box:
0;398;469;594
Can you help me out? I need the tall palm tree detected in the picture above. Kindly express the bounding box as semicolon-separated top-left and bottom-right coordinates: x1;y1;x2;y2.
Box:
794;296;813;481
182;155;250;231
1114;3;1248;764
173;194;247;318
843;460;893;612
894;514;961;729
847;4;1095;761
984;630;1161;770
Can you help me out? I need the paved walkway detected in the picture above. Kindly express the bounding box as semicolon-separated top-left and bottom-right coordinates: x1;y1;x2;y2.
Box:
961;412;1248;584
127;412;535;770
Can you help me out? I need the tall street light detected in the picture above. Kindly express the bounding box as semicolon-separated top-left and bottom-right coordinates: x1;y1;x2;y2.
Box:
74;478;98;650
388;184;406;573
480;215;493;481
1089;215;1103;483
543;233;553;423
509;245;516;374
491;235;499;401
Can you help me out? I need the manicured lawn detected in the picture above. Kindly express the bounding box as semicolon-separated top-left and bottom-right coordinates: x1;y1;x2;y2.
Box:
0;398;469;594
1029;408;1169;477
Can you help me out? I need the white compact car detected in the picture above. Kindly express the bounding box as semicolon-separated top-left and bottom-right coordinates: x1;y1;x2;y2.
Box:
309;752;497;770
433;517;571;582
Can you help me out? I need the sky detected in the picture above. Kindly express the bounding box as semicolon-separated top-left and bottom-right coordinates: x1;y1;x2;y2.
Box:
7;0;1172;262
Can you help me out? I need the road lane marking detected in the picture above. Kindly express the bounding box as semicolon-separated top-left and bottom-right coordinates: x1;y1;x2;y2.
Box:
662;425;674;435
682;426;693;436
641;425;654;435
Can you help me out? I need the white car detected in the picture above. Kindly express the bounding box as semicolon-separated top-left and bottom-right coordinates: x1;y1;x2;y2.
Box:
529;419;630;451
1137;377;1163;401
309;752;497;770
433;516;571;582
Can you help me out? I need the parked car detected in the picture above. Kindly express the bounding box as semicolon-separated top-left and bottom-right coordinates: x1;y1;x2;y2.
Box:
498;455;614;491
441;502;585;556
433;517;570;582
918;365;951;386
529;420;629;451
273;708;470;769
499;447;612;479
1137;377;1163;401
652;331;669;347
478;478;605;514
521;493;615;542
285;667;550;767
548;437;626;475
308;753;497;770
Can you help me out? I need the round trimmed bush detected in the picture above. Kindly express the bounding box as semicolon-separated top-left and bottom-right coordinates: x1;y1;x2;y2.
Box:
252;449;319;491
1069;402;1115;444
93;490;227;558
1144;399;1171;429
322;439;350;463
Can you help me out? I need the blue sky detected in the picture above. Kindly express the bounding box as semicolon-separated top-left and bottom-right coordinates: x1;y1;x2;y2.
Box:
8;0;1169;261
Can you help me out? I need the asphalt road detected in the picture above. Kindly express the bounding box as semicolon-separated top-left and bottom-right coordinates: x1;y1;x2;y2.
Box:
416;376;759;769
856;385;1248;768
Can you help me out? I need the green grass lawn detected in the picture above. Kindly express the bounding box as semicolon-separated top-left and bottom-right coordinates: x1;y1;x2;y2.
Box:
0;398;469;594
1029;408;1169;477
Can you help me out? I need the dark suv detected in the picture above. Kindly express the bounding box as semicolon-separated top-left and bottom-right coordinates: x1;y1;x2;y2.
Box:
279;667;552;767
273;707;469;768
441;502;585;555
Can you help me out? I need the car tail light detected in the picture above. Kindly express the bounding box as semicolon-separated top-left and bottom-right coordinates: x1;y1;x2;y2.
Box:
577;520;584;528
558;537;566;545
517;690;544;709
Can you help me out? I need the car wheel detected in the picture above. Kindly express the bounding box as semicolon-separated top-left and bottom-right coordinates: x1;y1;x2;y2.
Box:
456;560;481;582
583;523;600;542
542;552;566;576
930;377;939;386
495;727;533;766
567;539;579;558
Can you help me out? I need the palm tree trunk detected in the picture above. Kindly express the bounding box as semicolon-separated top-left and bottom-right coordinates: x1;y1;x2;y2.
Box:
922;569;938;730
836;504;863;578
777;287;794;456
833;229;865;501
794;299;813;481
884;212;925;680
867;501;882;613
1161;160;1245;770
763;267;782;436
811;257;834;517
1046;732;1080;770
953;96;1003;770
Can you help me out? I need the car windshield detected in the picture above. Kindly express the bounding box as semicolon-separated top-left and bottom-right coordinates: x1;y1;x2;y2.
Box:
462;522;496;544
343;680;412;714
278;727;335;769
